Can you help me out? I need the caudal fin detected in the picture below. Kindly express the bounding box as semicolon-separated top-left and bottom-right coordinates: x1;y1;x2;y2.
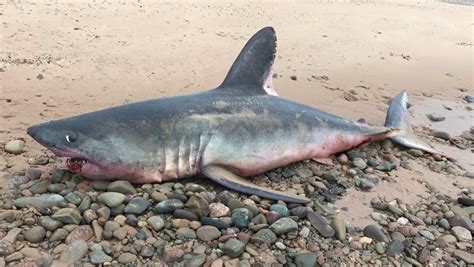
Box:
385;90;444;155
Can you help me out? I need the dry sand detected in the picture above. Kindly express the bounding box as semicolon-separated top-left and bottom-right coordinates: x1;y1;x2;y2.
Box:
1;1;473;227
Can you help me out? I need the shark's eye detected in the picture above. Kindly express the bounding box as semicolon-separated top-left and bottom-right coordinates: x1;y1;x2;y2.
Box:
65;132;78;143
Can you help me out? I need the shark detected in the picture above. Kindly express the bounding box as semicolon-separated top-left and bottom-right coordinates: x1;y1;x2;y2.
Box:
27;27;441;203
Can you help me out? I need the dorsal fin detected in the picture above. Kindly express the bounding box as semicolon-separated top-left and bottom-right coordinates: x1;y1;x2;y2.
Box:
219;27;278;96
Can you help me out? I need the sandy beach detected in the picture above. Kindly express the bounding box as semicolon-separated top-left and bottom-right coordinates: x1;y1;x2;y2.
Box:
0;1;473;266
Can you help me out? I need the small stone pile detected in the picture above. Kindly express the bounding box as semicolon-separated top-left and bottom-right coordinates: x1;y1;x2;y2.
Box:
0;139;472;266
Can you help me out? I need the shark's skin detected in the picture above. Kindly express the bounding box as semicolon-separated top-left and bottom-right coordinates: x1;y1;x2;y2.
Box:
27;27;440;203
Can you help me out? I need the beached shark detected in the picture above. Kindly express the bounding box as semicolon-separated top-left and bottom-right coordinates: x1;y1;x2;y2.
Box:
27;27;440;203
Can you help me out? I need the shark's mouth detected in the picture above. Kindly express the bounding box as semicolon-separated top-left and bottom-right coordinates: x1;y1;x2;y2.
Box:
66;157;89;172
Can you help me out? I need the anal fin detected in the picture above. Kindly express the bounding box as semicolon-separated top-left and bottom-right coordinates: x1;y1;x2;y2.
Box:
201;165;311;204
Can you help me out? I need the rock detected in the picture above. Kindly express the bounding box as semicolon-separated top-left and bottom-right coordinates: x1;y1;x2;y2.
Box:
464;95;474;103
265;211;280;224
201;216;229;230
216;191;238;205
270;204;289;217
49;229;69;242
52;208;82;224
451;226;472;242
307;211;335;238
458;197;474;206
113;227;127;239
107;180;136;194
65;225;93;244
147;216;165;231
449;216;474;231
176;228;196;239
117;252;137;264
185;195;210;216
294;252;318;267
222;238;245;257
25;168;42;180
232;209;251;228
2;228;22;243
295;167;313;178
432;131;450;140
453;250;474;264
19;247;42;259
172;218;190;228
407;149;424;157
97;192;125;208
185;254;206;266
164;246;185;261
64;192;81;205
436;234;457;247
38;216;63;231
331;216;346;240
209;203;230;217
196;226;221;241
24;226;46;243
227;199;245;210
90;249;112;264
5;140;24;154
418;246;430;263
352;158;367;169
387;240;404;257
140;246;155;258
419;230;435;241
155;199;184;213
14;194;66;208
269;217;298;235
59;239;88;265
5;251;23;262
427;113;445;122
0;241;14;256
251;229;277;245
363;225;387;242
291;206;308;218
174;209;199;221
124;197;149;214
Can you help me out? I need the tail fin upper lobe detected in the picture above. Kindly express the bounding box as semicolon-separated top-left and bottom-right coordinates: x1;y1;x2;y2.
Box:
385;90;444;156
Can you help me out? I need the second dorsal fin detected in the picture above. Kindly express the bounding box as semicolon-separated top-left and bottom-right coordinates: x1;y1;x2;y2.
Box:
218;27;278;96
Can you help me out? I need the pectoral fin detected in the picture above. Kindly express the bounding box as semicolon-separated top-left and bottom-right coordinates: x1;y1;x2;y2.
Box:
201;165;311;204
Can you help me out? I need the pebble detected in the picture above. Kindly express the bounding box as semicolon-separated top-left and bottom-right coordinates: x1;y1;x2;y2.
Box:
232;208;251;228
97;192;125;208
147;216;165;231
269;217;298;235
449;216;474;231
458;197;474;206
155;199;184;213
330;216;346;241
363;225;388;242
464;95;474;103
39;216;63;231
5;139;24;154
174;209;199;221
307;211;335;238
386;240;404;257
59;239;88;265
2;228;22;243
52;208;82;224
209;202;230;217
407;149;424;157
65;225;93;244
196;225;221;241
185;195;210;216
107;180;136;194
176;228;196;239
453;250;474;264
451;226;472;242
251;229;277;244
90;249;112;264
352;157;367;169
25;168;42;179
118;252;137;264
427;113;445;122
14;194;66;208
436;234;457;247
270;204;289;217
24;226;46;243
222;238;245;257
294;252;318;267
124;197;149;214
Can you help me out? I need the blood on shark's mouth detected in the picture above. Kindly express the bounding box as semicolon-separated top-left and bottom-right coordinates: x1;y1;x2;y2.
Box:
66;157;89;171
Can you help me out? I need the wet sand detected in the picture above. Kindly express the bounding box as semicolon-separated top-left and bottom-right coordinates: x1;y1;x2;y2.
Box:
1;1;473;227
